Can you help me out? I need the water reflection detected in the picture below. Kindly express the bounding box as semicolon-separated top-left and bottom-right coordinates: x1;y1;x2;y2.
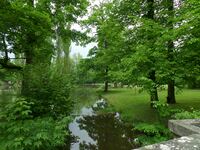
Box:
68;100;136;150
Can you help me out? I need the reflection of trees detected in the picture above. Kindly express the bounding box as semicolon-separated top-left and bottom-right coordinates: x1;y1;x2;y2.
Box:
80;142;97;150
77;114;134;150
57;136;71;150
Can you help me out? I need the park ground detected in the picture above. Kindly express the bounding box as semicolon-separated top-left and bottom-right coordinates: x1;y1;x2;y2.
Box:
102;88;200;123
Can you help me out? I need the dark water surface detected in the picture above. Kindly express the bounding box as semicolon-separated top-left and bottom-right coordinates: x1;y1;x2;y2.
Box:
68;100;137;150
193;123;200;128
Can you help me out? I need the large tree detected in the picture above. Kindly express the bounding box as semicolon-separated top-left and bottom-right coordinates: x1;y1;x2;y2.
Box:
114;0;165;104
0;0;51;70
0;0;89;116
85;1;124;92
174;0;200;89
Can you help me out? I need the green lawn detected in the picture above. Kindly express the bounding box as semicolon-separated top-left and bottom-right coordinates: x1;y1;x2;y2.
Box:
103;88;200;123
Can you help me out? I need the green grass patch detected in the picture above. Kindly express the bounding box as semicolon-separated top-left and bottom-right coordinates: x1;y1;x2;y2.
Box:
103;88;200;123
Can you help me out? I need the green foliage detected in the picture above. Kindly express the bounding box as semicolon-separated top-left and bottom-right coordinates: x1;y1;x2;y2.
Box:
174;109;200;119
22;64;73;118
134;123;171;136
81;0;200;103
0;117;70;150
2;97;33;121
152;101;170;117
81;2;125;90
0;0;52;57
0;97;70;150
73;58;102;84
134;135;170;146
0;0;90;149
152;101;181;118
134;123;172;146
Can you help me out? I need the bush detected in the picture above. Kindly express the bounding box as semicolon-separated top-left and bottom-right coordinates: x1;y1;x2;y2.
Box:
174;109;200;119
152;101;181;118
22;64;73;117
133;123;172;146
0;117;70;150
0;97;71;150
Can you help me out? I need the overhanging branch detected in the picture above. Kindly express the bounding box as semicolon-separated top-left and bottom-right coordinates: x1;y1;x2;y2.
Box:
0;58;23;70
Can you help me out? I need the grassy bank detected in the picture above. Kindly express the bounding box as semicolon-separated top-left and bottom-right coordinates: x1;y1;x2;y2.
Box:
103;88;200;123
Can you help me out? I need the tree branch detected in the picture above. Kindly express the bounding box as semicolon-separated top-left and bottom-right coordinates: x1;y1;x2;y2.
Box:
0;59;23;70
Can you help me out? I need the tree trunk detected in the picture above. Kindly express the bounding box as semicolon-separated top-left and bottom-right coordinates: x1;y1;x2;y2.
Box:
103;39;109;92
149;71;158;102
167;80;176;104
167;42;176;104
21;52;34;96
104;67;108;92
149;70;158;107
104;80;108;92
166;0;176;104
113;82;118;88
146;0;159;106
147;0;154;19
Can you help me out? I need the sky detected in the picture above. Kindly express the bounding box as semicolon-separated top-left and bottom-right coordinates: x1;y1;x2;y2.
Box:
70;42;96;58
69;0;105;58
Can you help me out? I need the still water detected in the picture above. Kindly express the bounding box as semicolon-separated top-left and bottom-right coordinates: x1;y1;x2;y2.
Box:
68;100;137;150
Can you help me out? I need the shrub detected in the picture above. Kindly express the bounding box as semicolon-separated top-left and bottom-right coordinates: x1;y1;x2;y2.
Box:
0;97;71;150
174;109;200;119
22;64;73;118
133;123;173;146
152;101;181;118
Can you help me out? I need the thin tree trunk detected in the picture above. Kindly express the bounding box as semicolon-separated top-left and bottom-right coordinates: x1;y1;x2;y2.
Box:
103;40;109;92
104;67;108;92
113;82;118;88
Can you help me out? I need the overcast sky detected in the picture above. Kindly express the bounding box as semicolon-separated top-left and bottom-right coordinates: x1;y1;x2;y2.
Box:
69;0;105;58
70;42;96;58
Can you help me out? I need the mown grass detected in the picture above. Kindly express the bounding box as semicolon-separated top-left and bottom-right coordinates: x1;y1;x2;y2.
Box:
103;88;200;123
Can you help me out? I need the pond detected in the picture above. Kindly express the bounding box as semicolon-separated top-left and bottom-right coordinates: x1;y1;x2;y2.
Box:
68;100;138;150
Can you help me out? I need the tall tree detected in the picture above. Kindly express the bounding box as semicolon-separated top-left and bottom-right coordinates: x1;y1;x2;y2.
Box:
174;0;200;89
20;0;89;95
86;2;124;92
20;0;53;96
114;0;163;104
146;0;159;104
166;0;176;104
